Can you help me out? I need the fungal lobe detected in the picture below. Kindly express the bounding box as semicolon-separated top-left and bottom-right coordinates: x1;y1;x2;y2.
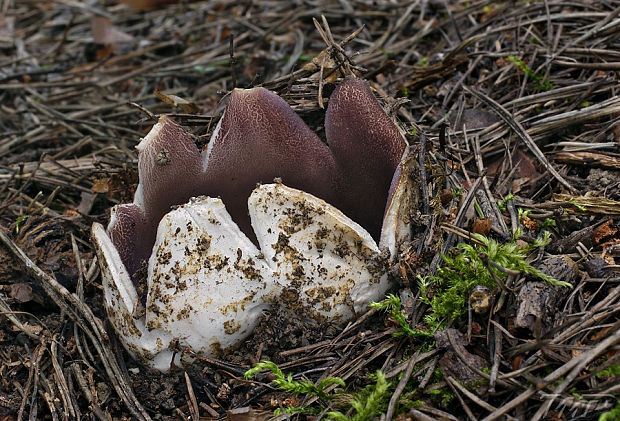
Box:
96;77;416;370
202;87;339;243
325;77;406;239
109;76;406;281
108;203;145;278
135;115;204;223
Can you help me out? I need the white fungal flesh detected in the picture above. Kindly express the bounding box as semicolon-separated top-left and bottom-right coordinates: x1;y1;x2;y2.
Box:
146;196;271;356
93;158;416;371
380;153;417;256
92;222;176;370
249;184;385;321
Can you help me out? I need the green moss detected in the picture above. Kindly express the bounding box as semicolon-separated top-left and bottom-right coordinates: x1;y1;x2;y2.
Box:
497;193;514;212
508;55;553;91
428;388;455;407
451;186;465;198
419;232;571;332
600;401;620;421
596;365;620;378
327;371;391;421
245;360;344;401
245;362;405;420
15;214;30;234
371;294;434;338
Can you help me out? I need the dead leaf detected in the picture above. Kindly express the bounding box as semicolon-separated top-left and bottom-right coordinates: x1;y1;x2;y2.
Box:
521;214;538;231
154;90;200;114
487;149;540;179
64;209;81;217
77;192;97;215
303;49;342;82
9;283;33;303
593;220;617;243
601;239;620;265
512;149;539;179
92;178;110;193
449;109;500;131
512;354;524;371
472;218;492;235
487;149;542;195
591;326;612;342
91;17;134;45
95;45;114;61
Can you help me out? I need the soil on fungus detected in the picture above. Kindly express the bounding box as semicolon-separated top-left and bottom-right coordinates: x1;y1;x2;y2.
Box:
1;1;620;420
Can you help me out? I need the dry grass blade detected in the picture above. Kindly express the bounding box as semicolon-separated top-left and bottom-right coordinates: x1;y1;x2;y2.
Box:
463;86;575;193
0;229;151;421
482;323;620;421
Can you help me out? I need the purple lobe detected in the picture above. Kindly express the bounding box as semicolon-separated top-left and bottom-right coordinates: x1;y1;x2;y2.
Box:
203;87;339;242
108;77;406;281
326;76;407;239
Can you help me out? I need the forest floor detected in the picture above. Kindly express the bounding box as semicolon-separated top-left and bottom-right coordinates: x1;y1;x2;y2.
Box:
0;1;619;420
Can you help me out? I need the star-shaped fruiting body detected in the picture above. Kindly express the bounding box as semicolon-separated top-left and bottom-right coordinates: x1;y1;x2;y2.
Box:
92;77;414;371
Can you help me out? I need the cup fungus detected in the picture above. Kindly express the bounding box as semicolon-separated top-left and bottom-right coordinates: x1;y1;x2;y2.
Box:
92;76;417;371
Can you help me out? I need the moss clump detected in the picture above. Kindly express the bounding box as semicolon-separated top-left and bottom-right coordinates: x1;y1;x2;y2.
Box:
419;231;571;332
370;294;434;338
245;361;397;420
327;371;391;421
245;360;344;401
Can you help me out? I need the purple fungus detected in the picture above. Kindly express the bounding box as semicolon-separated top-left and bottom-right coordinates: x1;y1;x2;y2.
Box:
112;116;205;278
108;77;407;281
326;76;407;239
202;87;339;242
134;116;204;220
108;203;146;278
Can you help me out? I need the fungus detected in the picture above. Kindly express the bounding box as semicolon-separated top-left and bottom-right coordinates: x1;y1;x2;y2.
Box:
326;77;406;239
92;76;416;370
